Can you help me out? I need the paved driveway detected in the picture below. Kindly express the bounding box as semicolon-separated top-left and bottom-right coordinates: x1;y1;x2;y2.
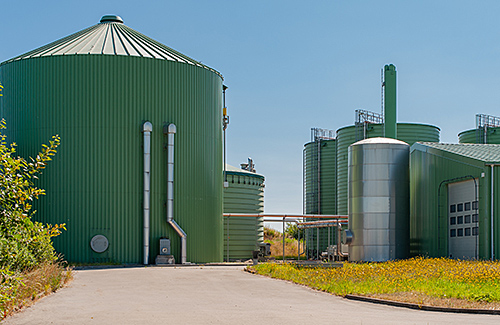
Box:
3;266;499;324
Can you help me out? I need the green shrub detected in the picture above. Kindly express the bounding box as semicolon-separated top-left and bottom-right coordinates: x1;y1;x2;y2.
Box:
0;119;63;271
285;223;304;240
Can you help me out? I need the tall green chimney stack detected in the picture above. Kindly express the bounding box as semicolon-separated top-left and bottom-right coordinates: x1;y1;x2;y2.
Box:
383;64;397;139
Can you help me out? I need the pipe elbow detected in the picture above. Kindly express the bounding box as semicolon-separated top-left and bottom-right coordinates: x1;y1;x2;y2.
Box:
142;121;153;133
164;123;176;135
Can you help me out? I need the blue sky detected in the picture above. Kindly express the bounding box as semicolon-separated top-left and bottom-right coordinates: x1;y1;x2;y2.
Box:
2;1;500;224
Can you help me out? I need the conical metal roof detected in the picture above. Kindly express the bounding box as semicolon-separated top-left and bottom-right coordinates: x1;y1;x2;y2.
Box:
1;15;222;77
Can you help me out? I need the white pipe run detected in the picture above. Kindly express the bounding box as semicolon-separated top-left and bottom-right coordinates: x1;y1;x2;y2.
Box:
165;123;187;264
491;165;495;260
142;121;153;265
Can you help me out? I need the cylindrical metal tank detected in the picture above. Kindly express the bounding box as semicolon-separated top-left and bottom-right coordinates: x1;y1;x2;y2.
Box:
303;139;336;255
223;164;265;260
396;123;441;145
303;139;337;215
459;128;500;144
336;123;439;215
336;124;383;215
348;137;410;261
0;16;223;263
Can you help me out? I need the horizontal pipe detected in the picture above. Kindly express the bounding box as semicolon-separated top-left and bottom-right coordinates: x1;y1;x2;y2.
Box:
223;213;348;219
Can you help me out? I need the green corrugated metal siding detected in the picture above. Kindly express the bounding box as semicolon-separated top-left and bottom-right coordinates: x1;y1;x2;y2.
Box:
459;128;500;144
419;143;500;162
336;123;440;215
410;143;496;259
336;124;383;215
0;54;223;263
396;123;440;145
223;172;264;260
303;139;336;253
303;139;336;214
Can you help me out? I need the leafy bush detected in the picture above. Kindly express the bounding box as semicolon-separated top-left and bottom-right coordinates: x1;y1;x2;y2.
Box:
0;119;63;271
285;223;304;240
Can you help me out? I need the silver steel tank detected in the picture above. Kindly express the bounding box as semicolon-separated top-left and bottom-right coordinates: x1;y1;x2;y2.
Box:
348;137;409;261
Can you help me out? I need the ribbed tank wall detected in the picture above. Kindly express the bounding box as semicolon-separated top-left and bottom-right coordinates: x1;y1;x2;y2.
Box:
303;139;336;214
396;123;440;145
223;172;264;260
336;123;440;215
459;128;500;144
336;125;383;215
0;55;223;263
303;139;336;254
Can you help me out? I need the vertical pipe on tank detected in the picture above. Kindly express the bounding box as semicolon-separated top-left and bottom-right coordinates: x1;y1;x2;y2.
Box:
142;121;153;265
491;164;495;260
164;123;187;264
384;64;397;139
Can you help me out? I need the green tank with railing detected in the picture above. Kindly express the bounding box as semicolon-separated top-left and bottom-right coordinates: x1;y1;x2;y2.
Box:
303;139;337;256
336;123;440;215
223;164;265;261
459;128;500;144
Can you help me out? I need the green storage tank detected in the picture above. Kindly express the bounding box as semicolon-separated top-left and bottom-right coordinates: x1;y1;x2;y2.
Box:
223;164;265;261
0;15;223;264
303;139;337;215
303;139;336;255
336;123;440;215
459;128;500;144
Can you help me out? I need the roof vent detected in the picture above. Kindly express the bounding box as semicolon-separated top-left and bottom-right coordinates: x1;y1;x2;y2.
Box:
100;15;124;24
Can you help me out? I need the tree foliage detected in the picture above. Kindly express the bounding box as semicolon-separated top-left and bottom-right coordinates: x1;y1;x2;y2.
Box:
0;119;64;271
285;223;304;240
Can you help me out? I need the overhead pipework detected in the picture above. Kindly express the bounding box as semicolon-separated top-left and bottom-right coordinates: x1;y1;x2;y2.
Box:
383;64;397;139
164;123;187;264
142;121;153;265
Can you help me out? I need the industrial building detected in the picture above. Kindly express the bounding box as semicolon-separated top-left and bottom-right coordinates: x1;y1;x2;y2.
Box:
411;142;500;260
304;64;500;261
3;15;499;264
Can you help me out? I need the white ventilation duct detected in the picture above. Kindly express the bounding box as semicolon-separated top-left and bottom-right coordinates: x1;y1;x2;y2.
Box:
164;123;187;264
142;121;153;265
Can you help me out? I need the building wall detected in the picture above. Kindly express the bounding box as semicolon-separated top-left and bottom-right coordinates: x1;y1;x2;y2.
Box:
410;144;494;259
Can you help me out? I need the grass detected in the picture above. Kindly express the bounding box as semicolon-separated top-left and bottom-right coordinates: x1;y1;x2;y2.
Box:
264;227;304;258
1;262;72;320
249;257;500;309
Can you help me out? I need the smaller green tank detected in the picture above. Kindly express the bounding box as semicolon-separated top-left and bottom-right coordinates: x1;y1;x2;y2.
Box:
223;164;265;261
303;139;337;255
459;128;500;144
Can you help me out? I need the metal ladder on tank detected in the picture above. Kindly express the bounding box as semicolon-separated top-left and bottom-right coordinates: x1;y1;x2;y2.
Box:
304;128;335;259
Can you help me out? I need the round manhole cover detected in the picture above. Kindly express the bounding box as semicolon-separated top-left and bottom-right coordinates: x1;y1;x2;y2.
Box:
90;235;109;253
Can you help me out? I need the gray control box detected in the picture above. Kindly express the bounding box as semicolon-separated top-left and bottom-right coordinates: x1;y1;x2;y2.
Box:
159;238;171;255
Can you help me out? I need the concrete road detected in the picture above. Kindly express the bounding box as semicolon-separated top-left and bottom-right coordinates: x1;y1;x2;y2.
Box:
3;265;499;324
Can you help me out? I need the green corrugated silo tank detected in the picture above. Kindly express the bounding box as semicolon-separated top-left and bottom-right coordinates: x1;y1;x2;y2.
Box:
459;128;500;144
303;139;337;215
384;64;397;139
336;123;440;215
223;164;265;261
0;15;224;264
303;139;337;254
